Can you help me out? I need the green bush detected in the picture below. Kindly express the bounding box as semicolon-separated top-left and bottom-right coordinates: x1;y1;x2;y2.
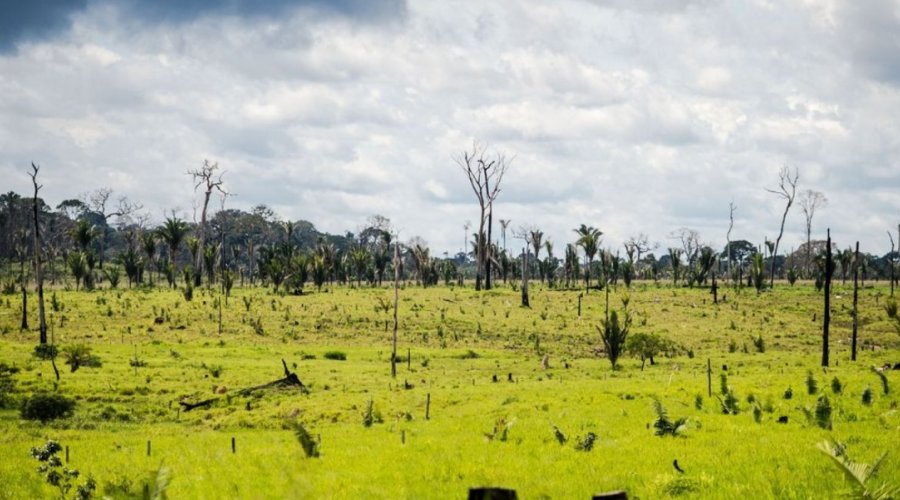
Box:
324;351;347;361
62;344;102;373
21;393;75;422
33;344;58;360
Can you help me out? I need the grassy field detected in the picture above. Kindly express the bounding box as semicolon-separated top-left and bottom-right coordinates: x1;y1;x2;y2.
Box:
1;280;898;498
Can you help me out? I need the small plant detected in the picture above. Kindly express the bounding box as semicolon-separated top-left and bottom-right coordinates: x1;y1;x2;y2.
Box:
362;399;382;427
574;432;597;451
294;423;320;458
783;387;793;400
717;390;740;415
862;387;873;406
485;417;514;442
62;345;101;373
552;425;567;445
458;350;480;360
806;371;818;395
652;398;687;436
324;351;346;361
597;306;631;370
206;365;223;378
694;394;703;410
33;344;59;360
831;377;842;394
21;393;75;422
752;402;763;423
250;317;264;336
751;334;765;353
814;395;832;430
720;373;729;395
884;299;898;319
30;440;96;499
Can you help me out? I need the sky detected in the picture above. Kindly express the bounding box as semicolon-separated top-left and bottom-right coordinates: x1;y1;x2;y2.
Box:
1;0;899;257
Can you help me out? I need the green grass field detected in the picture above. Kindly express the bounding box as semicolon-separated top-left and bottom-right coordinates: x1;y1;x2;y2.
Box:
1;281;898;498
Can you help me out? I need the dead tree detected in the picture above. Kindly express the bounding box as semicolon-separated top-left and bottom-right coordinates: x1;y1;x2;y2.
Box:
852;241;859;361
889;230;896;297
87;187;142;269
822;229;832;367
624;233;655;277
28;164;48;345
391;238;400;378
188;160;226;287
727;202;735;284
455;142;509;291
799;190;827;279
179;359;306;411
766;166;799;288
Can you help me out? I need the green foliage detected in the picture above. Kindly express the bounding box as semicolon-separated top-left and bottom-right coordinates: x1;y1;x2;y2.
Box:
814;395;832;430
485;417;514;442
783;387;793;400
30;439;96;499
751;334;765;353
750;253;766;293
552;425;567;445
103;266;121;289
626;332;675;369
0;362;19;408
806;371;818;395
817;439;896;499
598;305;631;369
574;432;597;451
21;393;75;422
62;344;101;372
831;377;842;394
324;351;346;361
787;267;799;286
652;398;687;437
33;343;58;360
862;387;873;406
362;399;382;427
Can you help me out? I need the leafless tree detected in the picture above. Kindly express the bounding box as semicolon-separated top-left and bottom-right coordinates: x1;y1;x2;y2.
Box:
727;202;735;282
766;165;799;288
455;141;510;291
624;233;656;272
499;219;511;255
29;164;47;345
391;236;400;378
86;187;142;268
188;160;227;287
889;230;896;297
799;189;827;278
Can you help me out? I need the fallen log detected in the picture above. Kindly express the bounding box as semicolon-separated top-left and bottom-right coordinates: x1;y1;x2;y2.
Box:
179;359;307;412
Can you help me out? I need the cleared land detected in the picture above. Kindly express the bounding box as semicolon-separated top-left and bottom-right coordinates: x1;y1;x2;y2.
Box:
1;281;898;498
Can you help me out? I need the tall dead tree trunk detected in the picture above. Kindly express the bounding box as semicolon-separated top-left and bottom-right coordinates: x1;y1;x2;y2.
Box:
822;228;832;367
29;164;48;344
851;241;859;361
727;202;735;284
767;166;798;288
189;160;226;287
391;240;400;378
520;246;529;307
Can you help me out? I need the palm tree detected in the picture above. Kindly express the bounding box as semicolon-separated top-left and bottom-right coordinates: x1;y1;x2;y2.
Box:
564;243;580;288
574;224;602;291
157;216;189;287
71;218;94;251
141;231;157;286
668;247;683;286
350;247;371;287
530;229;544;282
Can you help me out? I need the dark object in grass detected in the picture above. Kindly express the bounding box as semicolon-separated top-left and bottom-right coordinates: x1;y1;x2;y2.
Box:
777;416;789;424
21;393;75;422
324;351;346;361
179;359;307;412
592;491;628;500
469;487;517;500
673;459;685;474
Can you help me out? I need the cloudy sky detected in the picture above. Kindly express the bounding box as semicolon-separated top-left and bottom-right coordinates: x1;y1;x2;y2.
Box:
1;0;898;256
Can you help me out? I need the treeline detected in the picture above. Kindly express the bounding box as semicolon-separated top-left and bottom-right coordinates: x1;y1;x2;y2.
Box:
1;189;898;295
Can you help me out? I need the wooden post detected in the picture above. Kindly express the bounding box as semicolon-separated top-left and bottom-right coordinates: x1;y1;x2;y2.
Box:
823;229;832;367
425;393;431;420
231;436;236;454
391;241;400;378
407;348;411;371
852;241;859;361
577;293;582;318
218;296;223;334
711;275;718;304
147;440;151;456
707;358;712;397
65;446;69;464
401;430;406;444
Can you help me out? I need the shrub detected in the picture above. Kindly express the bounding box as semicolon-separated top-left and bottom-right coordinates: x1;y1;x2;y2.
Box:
457;350;479;360
806;371;818;395
324;351;346;361
814;395;832;430
62;345;101;373
751;334;765;353
294;423;320;458
652;398;687;436
597;306;631;369
783;387;793;399
831;377;842;394
33;344;58;360
21;393;75;422
862;387;873;406
30;440;96;499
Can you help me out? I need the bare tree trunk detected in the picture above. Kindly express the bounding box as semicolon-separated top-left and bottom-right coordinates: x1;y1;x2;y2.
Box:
822;228;832;367
485;207;493;290
521;247;529;307
30;164;47;344
851;241;859;361
391;241;399;378
727;202;734;284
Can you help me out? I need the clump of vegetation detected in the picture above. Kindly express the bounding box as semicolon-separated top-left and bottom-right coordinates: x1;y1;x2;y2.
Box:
0;362;19;408
30;440;96;499
806;371;818;395
33;344;58;360
814;395;833;430
206;364;223;378
751;334;765;353
485;417;514;442
574;432;597;451
626;332;674;370
783;387;793;400
831;377;842;394
552;425;567;445
598;297;631;369
862;387;873;406
324;351;346;361
294;423;320;458
21;393;75;422
457;350;480;360
62;344;101;372
652;398;687;437
362;399;382;427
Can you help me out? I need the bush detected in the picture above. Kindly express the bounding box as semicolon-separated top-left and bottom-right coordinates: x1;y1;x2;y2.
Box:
21;393;75;422
33;344;58;360
814;395;832;430
62;344;101;373
806;371;818;395
324;351;346;361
